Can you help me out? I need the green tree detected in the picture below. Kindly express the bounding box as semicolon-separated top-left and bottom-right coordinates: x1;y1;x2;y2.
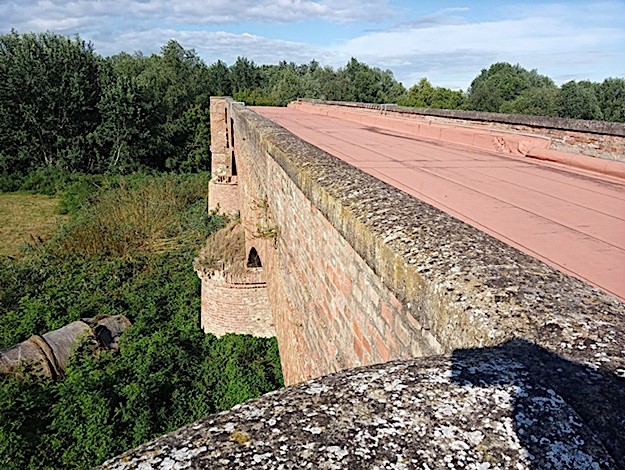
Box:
466;62;554;113
0;31;103;175
339;58;404;103
272;68;305;105
230;57;261;94
293;62;343;101
500;86;562;117
597;78;625;122
560;80;603;120
129;40;212;171
207;60;232;96
398;78;465;109
95;72;155;172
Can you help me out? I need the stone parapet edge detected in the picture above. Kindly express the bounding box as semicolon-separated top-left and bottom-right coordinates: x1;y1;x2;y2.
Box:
292;101;625;180
233;101;624;372
298;99;625;137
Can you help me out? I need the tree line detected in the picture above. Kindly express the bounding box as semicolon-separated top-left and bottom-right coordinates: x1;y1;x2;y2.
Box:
1;31;623;188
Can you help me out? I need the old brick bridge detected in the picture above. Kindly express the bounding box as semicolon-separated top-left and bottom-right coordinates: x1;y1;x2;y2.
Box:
102;99;625;469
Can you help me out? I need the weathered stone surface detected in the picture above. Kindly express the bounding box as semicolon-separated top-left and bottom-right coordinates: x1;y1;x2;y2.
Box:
98;345;621;469
227;100;625;460
171;97;625;467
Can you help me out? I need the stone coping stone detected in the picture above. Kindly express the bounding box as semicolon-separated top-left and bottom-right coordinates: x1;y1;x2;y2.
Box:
232;102;624;365
98;344;622;469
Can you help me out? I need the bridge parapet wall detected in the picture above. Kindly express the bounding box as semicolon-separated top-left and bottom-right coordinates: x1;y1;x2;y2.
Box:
221;98;624;388
298;99;625;135
293;99;625;163
99;97;625;466
227;99;442;384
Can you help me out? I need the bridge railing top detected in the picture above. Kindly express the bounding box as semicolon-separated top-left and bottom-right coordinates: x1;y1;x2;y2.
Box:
232;100;624;376
296;98;625;137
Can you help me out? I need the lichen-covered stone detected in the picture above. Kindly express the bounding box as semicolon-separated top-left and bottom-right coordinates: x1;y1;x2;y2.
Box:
102;98;625;468
98;349;619;469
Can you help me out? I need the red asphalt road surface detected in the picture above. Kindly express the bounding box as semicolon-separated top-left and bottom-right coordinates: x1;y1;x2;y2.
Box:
253;106;625;302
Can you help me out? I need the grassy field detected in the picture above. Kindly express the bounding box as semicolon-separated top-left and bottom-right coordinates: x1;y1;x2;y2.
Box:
0;193;66;257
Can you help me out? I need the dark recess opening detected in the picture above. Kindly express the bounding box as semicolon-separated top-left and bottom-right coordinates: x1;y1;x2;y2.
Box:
230;117;235;148
247;247;262;268
225;108;230;148
232;153;237;176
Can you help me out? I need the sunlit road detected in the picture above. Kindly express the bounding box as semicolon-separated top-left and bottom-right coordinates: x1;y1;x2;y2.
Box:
253;106;625;302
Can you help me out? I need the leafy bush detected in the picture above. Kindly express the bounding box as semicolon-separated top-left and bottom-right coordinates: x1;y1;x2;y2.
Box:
0;174;283;468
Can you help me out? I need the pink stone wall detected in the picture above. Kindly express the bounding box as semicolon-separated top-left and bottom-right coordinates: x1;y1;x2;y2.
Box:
200;270;274;338
291;100;625;163
209;97;240;214
208;179;240;216
209;97;624;388
228;101;441;385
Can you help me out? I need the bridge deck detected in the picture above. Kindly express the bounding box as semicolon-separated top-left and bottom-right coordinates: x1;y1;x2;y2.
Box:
253;106;625;301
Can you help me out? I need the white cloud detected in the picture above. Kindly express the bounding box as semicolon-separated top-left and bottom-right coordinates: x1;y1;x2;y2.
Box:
98;29;332;65
0;0;393;29
334;2;625;88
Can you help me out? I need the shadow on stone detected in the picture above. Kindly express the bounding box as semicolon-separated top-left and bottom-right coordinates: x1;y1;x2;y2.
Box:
97;337;624;469
450;338;624;468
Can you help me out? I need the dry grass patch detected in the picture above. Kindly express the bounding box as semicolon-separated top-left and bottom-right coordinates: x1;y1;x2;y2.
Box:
0;193;66;257
194;220;246;275
59;176;208;257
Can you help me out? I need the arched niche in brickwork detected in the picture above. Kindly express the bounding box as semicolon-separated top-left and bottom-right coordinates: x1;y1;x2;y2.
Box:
247;247;262;268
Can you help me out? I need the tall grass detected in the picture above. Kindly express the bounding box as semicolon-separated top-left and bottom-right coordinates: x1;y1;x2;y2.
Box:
0;193;68;257
57;174;212;257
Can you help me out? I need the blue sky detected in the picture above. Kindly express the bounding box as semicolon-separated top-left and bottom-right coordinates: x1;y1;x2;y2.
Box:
1;0;624;90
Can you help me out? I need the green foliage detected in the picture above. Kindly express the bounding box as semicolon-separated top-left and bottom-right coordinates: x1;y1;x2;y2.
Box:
0;371;56;469
0;33;214;180
398;78;465;109
596;78;625;123
230;57;261;94
94;72;154;172
465;62;555;113
341;58;406;104
560;80;603;120
499;86;562;117
0;175;282;468
206;60;232;96
0;31;103;176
